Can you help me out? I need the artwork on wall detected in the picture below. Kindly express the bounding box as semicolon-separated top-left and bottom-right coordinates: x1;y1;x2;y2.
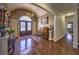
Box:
5;11;10;27
0;8;3;24
41;17;48;25
0;8;6;25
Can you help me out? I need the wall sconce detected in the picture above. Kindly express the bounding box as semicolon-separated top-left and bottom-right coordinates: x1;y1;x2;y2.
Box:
5;11;10;16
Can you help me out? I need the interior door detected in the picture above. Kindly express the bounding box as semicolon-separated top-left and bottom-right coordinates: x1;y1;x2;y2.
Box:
66;22;73;45
20;21;32;37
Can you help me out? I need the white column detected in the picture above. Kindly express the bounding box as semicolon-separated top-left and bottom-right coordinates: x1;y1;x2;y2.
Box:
49;30;51;40
49;30;53;40
73;11;78;48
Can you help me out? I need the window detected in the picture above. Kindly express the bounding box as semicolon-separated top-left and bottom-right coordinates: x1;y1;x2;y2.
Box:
27;22;31;31
67;23;72;29
20;16;32;21
20;16;32;31
20;22;26;31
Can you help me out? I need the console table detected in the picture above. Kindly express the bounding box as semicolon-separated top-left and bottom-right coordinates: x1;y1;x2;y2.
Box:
0;36;9;55
0;35;15;55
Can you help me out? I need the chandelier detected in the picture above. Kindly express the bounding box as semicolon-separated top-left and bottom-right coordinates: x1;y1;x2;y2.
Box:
26;12;35;17
25;7;35;17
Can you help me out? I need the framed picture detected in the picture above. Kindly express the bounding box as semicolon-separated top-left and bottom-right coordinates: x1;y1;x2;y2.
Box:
41;17;48;25
0;8;6;24
0;8;3;24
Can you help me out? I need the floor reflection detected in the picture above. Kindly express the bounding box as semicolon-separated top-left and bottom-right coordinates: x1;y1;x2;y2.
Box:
66;33;72;40
66;33;73;48
27;38;32;48
20;40;26;51
19;38;32;54
20;48;31;55
15;35;78;55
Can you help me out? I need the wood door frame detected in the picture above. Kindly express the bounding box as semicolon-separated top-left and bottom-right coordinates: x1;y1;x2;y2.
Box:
66;22;73;42
19;20;32;37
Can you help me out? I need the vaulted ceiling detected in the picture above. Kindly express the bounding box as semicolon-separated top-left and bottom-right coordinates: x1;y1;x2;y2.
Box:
3;3;78;17
6;3;48;17
35;3;77;15
47;3;76;14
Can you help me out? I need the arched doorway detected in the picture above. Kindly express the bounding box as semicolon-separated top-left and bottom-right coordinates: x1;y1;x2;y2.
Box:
19;16;32;37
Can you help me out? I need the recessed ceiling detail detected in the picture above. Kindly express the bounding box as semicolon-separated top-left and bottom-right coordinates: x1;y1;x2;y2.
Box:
6;3;48;17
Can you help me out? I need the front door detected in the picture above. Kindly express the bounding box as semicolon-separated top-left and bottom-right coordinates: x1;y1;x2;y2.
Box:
20;21;32;37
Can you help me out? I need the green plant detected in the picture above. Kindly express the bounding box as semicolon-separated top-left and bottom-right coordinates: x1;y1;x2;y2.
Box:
0;24;8;28
8;29;15;34
0;24;5;28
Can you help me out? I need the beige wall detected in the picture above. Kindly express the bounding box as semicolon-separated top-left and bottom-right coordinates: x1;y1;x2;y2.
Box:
32;19;37;35
9;8;38;37
9;19;18;36
9;17;37;37
63;12;78;48
64;5;78;48
54;14;65;41
36;4;65;41
73;11;78;48
37;4;78;47
37;13;54;31
54;12;78;49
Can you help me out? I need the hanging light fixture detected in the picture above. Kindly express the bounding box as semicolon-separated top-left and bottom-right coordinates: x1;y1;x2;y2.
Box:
26;12;34;17
25;7;35;17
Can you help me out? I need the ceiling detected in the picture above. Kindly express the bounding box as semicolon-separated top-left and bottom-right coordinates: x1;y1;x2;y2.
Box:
6;3;48;17
36;3;77;15
4;3;77;17
49;3;76;14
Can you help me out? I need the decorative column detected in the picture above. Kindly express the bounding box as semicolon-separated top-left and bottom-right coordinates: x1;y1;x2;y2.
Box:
49;29;52;40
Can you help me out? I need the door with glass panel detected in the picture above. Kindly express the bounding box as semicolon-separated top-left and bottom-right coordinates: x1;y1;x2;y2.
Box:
20;21;32;37
26;21;32;35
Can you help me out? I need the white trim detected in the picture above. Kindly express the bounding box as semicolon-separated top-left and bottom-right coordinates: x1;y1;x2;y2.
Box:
53;34;65;42
73;42;78;49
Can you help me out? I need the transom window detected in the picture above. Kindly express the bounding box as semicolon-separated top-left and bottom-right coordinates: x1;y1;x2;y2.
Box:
20;16;32;21
20;16;32;31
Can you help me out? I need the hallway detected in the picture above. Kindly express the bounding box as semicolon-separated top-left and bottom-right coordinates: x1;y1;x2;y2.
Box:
15;35;79;55
0;3;79;55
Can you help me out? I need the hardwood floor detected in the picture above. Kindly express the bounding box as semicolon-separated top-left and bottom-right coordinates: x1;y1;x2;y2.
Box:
14;35;79;55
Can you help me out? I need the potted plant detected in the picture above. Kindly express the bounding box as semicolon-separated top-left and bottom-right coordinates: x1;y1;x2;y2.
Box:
0;24;5;29
7;29;15;40
8;29;15;35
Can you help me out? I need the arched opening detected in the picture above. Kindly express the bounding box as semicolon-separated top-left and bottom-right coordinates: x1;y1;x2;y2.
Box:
20;16;32;21
19;16;32;37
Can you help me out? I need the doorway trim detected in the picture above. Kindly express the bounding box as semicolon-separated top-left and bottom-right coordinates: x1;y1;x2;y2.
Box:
19;16;32;37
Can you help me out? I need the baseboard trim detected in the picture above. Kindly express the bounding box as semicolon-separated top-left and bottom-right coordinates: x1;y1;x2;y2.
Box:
73;42;78;48
78;45;79;48
53;34;65;42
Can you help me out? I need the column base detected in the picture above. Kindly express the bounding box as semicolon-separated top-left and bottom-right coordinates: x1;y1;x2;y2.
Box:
73;42;78;49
